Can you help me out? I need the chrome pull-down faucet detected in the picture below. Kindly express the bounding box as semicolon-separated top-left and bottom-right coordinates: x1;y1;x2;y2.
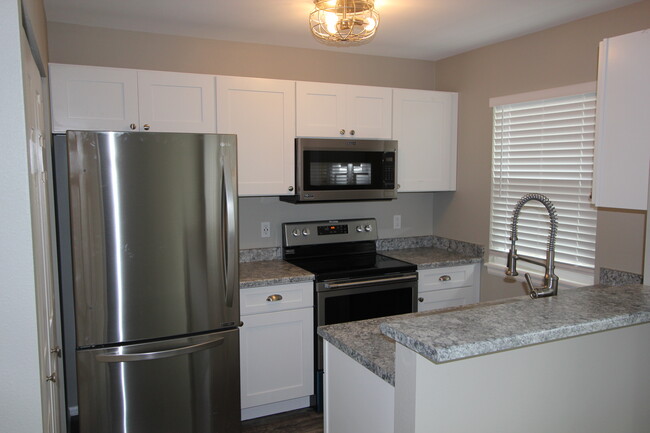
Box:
505;193;559;298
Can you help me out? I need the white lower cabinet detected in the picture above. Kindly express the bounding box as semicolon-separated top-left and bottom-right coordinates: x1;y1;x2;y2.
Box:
239;282;314;420
417;264;480;312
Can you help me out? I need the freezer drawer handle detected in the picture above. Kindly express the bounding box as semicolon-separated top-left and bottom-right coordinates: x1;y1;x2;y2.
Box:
95;336;225;363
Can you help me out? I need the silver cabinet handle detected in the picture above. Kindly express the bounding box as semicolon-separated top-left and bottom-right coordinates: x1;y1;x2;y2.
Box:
45;372;57;383
439;275;452;282
418;297;424;302
350;129;355;136
50;346;62;357
288;186;294;192
266;294;283;302
129;123;137;130
143;124;150;131
96;337;224;363
339;129;345;135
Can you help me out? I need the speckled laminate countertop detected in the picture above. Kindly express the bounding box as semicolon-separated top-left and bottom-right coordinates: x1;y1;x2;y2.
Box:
239;260;313;289
382;247;482;269
239;243;482;288
318;284;650;385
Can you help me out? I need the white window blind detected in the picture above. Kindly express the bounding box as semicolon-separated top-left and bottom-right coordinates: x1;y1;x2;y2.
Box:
490;91;598;278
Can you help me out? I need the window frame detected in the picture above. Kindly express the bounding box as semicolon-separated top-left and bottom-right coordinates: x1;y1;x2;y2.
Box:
487;82;598;288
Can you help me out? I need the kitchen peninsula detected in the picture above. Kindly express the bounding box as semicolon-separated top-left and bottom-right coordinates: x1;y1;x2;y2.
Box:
319;284;650;433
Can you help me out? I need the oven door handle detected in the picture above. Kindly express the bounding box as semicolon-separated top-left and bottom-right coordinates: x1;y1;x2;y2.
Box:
322;273;417;289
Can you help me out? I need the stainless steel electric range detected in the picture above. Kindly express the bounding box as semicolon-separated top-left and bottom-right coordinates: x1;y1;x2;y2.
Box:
282;218;418;411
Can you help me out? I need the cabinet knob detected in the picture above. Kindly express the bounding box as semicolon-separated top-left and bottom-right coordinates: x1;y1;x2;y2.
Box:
129;123;137;130
350;129;355;136
288;186;294;192
339;129;345;135
266;294;283;302
439;275;451;282
45;372;57;383
418;297;424;302
143;124;151;131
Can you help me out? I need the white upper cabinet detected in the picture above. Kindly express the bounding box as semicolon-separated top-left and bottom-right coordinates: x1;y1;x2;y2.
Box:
49;64;216;133
296;81;392;139
593;29;650;210
216;76;296;196
50;64;139;132
137;70;216;133
392;89;458;192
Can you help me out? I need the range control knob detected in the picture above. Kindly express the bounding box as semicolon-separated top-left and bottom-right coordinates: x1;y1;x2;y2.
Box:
364;224;373;232
302;228;311;236
291;228;301;237
356;225;364;233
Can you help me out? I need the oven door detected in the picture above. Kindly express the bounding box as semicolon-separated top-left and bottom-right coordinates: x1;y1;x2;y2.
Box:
315;272;418;368
295;138;397;202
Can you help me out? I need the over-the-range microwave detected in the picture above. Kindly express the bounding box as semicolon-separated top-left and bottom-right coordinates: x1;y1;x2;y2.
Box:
280;137;398;203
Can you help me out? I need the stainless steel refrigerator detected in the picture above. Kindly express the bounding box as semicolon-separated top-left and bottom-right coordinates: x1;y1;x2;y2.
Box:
53;131;241;433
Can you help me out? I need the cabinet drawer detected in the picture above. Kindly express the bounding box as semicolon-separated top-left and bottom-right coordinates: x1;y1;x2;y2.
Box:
417;285;478;312
241;282;313;315
419;264;476;292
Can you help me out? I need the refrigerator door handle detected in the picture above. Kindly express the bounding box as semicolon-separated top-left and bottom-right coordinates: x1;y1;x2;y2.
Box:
222;151;237;308
95;336;225;363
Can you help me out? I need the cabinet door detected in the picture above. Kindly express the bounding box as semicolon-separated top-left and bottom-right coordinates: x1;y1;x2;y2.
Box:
418;286;477;312
345;85;392;139
49;64;139;133
240;308;314;409
593;29;650;210
296;81;346;137
393;89;458;192
217;76;295;196
137;70;216;133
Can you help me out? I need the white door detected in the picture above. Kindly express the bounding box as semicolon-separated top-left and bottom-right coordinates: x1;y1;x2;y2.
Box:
22;31;63;433
345;85;392;139
48;63;139;133
296;81;346;137
217;76;295;195
239;308;313;409
393;89;458;192
137;70;217;133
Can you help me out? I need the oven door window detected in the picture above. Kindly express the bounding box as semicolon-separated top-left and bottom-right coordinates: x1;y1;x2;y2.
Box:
322;286;413;325
303;150;393;190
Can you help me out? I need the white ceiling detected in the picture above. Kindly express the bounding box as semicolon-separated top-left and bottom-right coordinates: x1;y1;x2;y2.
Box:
43;0;641;61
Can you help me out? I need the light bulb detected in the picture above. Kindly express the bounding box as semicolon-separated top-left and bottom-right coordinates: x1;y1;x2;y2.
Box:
325;12;339;34
364;17;376;32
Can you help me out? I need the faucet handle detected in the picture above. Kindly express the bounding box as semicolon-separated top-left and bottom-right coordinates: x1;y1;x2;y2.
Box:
505;250;518;276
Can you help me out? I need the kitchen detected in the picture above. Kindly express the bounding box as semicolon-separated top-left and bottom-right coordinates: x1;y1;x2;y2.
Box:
2;1;650;433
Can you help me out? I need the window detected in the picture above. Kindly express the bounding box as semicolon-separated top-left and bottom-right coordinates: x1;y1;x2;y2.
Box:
489;84;598;286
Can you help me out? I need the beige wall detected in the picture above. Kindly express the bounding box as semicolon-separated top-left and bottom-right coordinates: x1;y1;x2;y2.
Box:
47;22;436;89
434;1;650;301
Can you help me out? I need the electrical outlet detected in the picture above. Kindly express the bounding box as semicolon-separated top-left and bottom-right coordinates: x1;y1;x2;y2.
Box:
261;222;271;238
393;215;401;229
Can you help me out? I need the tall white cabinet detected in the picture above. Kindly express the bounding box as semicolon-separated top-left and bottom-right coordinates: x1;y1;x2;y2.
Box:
216;76;295;196
296;81;392;139
392;89;458;192
49;64;216;133
593;29;650;210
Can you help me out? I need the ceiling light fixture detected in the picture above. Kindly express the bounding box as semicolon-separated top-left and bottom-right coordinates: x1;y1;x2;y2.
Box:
309;0;380;47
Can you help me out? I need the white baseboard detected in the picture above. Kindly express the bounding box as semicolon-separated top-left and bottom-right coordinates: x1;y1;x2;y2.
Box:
241;396;311;421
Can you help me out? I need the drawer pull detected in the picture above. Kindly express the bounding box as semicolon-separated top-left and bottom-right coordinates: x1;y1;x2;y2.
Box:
418;297;424;302
266;294;283;302
439;275;452;282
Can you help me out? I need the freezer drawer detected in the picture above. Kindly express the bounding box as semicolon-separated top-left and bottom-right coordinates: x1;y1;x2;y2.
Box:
76;329;241;433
